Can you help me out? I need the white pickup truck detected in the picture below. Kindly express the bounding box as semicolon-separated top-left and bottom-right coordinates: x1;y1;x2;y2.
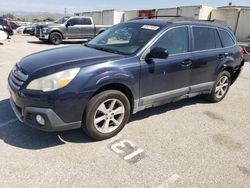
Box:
0;25;8;41
35;16;111;45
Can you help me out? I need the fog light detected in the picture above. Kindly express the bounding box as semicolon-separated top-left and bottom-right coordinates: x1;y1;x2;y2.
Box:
36;115;45;125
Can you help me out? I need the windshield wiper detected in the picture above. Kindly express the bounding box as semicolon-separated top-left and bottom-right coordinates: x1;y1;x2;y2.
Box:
85;44;127;55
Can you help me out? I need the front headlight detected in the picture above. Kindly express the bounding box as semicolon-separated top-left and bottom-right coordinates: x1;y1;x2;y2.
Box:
42;27;48;33
27;68;80;92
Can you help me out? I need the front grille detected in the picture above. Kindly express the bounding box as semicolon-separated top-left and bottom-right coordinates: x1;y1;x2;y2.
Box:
26;112;33;121
35;27;41;35
9;64;28;90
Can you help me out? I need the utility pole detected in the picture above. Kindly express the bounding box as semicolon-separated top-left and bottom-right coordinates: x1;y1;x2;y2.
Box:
64;8;67;16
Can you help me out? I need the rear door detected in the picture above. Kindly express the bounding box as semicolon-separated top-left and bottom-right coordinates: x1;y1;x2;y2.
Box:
79;18;94;38
189;26;224;92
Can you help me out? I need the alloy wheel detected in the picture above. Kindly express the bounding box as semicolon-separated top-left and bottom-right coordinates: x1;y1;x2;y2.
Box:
215;75;229;99
94;98;125;133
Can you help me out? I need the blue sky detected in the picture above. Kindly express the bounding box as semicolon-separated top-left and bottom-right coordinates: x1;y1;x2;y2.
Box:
0;0;249;13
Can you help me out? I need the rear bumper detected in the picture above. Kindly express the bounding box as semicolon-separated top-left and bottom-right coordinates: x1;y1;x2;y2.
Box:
9;98;81;132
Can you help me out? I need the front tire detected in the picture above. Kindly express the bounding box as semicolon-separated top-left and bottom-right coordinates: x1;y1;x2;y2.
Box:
49;32;63;45
205;71;231;102
83;90;130;140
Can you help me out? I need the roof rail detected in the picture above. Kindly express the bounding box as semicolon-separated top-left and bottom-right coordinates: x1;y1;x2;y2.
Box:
128;15;183;21
129;15;214;22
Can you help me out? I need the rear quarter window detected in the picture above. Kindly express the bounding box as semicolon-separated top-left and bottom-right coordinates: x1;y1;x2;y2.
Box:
218;30;235;47
82;18;92;25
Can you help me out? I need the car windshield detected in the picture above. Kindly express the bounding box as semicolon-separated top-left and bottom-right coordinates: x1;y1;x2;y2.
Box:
87;23;162;55
54;17;69;24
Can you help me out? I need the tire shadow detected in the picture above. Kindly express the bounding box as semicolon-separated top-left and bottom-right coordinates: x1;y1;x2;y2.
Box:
0;96;209;150
0;99;94;150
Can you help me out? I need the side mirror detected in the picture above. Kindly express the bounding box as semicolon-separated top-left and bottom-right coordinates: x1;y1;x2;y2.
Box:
65;22;70;27
146;47;169;61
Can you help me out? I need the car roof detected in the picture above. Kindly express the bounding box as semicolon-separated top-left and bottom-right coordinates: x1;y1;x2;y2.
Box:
128;19;170;27
128;18;230;30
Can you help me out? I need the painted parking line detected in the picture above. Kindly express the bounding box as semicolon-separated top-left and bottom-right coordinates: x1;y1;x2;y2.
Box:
158;174;180;188
109;139;146;164
0;119;18;128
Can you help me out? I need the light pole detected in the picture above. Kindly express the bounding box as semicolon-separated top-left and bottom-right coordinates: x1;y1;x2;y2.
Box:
64;8;67;16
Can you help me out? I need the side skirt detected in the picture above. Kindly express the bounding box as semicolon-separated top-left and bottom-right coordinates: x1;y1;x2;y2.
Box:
133;82;214;114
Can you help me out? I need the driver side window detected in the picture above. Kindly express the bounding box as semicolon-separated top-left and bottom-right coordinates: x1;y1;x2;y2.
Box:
67;18;81;26
152;27;189;55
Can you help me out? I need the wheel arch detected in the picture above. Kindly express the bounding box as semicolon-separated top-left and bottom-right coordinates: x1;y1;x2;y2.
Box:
49;30;64;39
222;66;236;85
90;83;135;113
97;28;106;35
215;59;235;84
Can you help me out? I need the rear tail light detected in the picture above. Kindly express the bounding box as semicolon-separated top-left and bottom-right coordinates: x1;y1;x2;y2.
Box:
240;47;244;58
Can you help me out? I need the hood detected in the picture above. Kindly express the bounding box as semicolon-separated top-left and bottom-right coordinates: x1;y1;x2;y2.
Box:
37;23;63;28
18;45;124;74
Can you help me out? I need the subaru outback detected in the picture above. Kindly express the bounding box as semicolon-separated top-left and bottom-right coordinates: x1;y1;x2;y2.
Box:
8;19;244;140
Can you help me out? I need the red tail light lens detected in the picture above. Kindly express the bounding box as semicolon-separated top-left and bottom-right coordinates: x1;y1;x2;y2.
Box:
240;47;244;58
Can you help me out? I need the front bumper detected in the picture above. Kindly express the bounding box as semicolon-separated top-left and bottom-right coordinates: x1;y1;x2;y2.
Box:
35;34;49;40
8;82;82;132
9;98;81;132
35;28;49;40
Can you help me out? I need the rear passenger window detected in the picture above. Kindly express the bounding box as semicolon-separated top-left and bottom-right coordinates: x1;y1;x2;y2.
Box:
193;27;222;51
218;30;235;47
152;27;189;55
82;18;92;25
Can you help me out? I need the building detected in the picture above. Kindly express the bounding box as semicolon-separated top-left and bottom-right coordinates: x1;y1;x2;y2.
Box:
75;5;250;42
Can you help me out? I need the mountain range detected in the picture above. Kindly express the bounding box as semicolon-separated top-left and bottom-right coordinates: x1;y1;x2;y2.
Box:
0;10;70;19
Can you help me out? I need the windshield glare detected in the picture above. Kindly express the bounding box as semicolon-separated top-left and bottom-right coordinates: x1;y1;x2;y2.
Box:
87;23;162;55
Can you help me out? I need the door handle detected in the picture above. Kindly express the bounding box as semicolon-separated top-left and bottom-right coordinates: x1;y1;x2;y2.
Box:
182;60;192;67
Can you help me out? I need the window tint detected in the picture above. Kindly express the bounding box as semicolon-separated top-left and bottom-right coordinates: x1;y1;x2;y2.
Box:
82;18;92;25
152;27;189;55
68;18;82;26
214;29;222;48
219;30;235;47
193;27;222;51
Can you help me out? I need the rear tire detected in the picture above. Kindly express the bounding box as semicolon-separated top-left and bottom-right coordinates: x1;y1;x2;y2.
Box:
82;90;130;140
49;32;63;45
205;71;231;103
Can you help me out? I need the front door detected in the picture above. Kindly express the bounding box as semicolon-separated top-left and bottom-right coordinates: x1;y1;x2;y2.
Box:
65;18;84;38
139;26;192;106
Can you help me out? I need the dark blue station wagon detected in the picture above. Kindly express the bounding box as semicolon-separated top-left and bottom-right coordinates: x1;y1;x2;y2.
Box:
8;19;244;140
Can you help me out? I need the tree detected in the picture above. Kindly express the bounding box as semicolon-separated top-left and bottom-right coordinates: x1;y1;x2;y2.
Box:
43;17;54;22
